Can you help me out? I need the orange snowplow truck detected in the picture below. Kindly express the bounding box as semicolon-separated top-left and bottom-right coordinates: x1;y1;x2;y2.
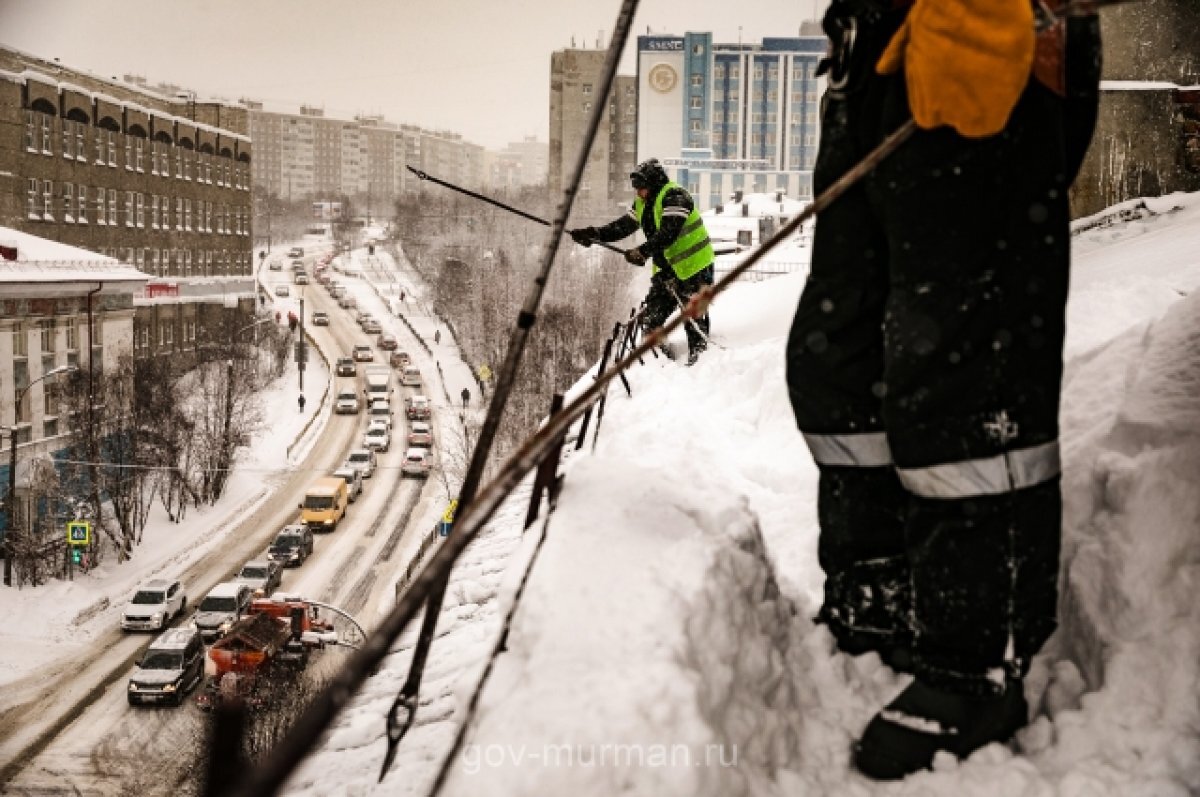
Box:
197;612;291;711
247;595;337;664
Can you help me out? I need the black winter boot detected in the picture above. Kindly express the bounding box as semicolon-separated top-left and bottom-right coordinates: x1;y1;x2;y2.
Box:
853;679;1027;780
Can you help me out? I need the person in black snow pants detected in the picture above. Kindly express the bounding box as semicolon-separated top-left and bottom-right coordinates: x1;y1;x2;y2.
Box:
786;0;1102;780
568;159;716;367
461;387;470;408
298;394;306;413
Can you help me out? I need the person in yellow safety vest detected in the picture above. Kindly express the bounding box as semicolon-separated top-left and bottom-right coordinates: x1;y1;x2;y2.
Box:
568;159;715;367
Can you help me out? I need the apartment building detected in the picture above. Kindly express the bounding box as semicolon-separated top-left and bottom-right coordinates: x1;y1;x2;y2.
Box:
246;106;489;215
548;47;638;217
0;46;255;362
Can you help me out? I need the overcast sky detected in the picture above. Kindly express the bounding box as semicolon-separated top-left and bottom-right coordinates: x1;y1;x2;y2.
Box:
0;0;826;151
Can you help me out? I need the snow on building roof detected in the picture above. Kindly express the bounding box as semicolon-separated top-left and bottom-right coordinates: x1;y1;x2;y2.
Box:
0;226;150;284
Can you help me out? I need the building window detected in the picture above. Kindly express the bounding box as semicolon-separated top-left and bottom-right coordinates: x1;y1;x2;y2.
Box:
184;152;191;181
692;44;704;55
95;129;105;164
582;102;592;113
107;189;117;225
690;120;703;132
714;64;725;80
75;123;86;160
136;193;145;228
77;186;88;223
96;188;106;225
135;138;144;172
12;324;27;357
139;326;150;350
107;132;117;166
690;96;703;110
42;180;54;220
39;320;55;352
62;183;74;223
124;137;133;170
157;322;166;347
581;83;592;95
754;64;763;80
23;110;35;151
150;143;159;176
63;120;74;159
40;113;53;154
26;178;39;219
730;65;740;79
175;150;183;178
65;322;77;350
125;191;135;227
185;199;193;231
691;74;703;87
150;195;159;229
176;198;184;230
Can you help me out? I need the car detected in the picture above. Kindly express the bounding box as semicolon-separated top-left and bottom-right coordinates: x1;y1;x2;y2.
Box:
408;421;433;448
338;295;357;309
192;582;253;643
294;273;310;285
368;398;391;419
363;425;391;452
406;395;432;421
378;333;398;350
274;284;291;297
399;365;421;387
362;317;382;334
291;260;305;272
287;246;304;258
367;416;392;434
329;284;346;298
401;447;431;479
234;560;284;597
336;357;356;377
311;311;330;326
344;448;377;480
268;260;282;271
127;628;205;707
352;344;374;362
121;578;187;632
335;389;360;415
389;350;411;368
267;525;314;567
317;271;333;286
331;466;364;503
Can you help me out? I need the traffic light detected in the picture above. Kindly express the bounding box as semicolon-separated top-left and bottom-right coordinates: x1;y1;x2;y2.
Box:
71;548;83;564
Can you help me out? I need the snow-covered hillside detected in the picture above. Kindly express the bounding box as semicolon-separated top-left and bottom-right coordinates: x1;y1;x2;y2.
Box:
293;192;1200;797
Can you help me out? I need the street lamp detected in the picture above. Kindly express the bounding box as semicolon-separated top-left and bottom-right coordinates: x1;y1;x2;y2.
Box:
4;364;78;587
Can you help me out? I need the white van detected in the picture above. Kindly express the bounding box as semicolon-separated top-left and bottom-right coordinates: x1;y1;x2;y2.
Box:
400;365;421;387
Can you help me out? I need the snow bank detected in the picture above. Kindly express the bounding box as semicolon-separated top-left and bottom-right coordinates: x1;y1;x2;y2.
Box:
297;190;1200;797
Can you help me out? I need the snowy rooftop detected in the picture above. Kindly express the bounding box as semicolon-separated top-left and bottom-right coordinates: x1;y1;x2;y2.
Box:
0;226;149;283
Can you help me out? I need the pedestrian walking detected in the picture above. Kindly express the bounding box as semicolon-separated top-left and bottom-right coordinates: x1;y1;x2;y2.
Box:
569;158;715;367
434;329;442;345
461;387;470;408
785;0;1102;780
298;393;306;413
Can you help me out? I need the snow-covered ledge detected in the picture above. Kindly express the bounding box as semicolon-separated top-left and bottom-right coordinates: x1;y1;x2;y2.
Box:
441;464;823;796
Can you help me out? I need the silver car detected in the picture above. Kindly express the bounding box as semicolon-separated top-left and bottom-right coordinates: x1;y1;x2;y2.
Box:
344;448;377;479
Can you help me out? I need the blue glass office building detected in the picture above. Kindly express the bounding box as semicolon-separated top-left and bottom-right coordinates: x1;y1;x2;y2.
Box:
636;32;826;210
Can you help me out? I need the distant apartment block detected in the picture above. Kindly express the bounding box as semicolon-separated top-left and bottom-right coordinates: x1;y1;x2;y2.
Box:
245;104;489;215
548;48;638;217
637;32;826;210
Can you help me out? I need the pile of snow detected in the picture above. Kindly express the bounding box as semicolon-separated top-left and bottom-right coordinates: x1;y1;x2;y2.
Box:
294;192;1200;797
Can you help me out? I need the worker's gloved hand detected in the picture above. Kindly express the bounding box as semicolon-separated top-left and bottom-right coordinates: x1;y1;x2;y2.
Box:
876;0;1036;138
625;248;647;266
568;227;598;247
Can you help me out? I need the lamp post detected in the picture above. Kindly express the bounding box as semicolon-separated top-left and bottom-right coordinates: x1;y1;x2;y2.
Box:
4;364;78;587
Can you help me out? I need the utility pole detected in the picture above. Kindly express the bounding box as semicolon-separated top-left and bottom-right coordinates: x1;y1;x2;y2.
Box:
298;294;306;393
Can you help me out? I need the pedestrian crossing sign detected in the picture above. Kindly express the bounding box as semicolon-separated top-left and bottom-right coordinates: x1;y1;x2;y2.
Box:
67;520;90;546
443;499;458;524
